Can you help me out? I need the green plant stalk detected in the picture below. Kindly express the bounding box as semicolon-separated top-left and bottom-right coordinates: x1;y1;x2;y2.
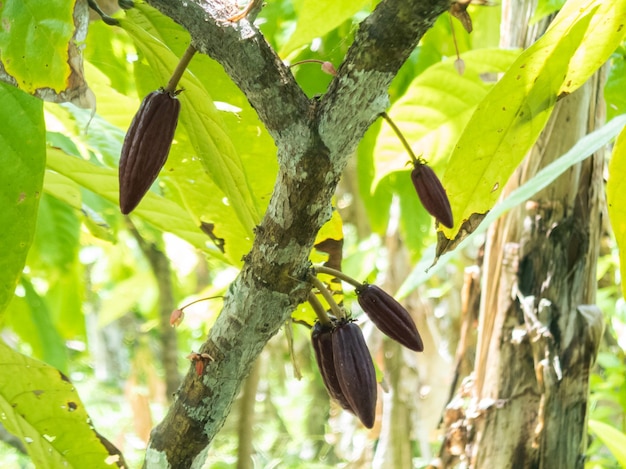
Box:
381;111;420;165
313;264;363;289
289;59;325;68
180;295;224;311
164;44;196;93
308;273;346;320
307;291;332;326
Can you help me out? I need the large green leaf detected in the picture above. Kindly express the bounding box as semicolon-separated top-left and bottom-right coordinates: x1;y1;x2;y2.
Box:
115;5;278;263
442;0;626;239
607;123;626;300
399;113;626;297
45;147;225;259
0;0;75;93
281;0;372;56
120;17;262;236
0;340;123;468
0;83;46;315
372;48;520;188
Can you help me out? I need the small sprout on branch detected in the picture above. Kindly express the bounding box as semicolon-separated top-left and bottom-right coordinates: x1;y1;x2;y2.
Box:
169;295;224;327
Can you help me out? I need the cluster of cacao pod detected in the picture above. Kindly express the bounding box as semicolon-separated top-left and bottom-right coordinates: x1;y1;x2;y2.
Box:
311;279;423;428
118;88;181;214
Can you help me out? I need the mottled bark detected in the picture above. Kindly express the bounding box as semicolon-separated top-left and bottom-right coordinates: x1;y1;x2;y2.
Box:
141;1;451;467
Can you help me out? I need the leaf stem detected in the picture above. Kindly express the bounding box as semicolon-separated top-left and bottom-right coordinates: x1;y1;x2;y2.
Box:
380;111;420;165
164;44;197;94
308;274;346;320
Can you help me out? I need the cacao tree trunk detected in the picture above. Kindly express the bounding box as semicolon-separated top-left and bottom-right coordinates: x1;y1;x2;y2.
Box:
141;2;451;467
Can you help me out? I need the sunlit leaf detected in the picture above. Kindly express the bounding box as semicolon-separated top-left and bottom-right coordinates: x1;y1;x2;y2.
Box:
588;419;626;467
398;114;626;297
98;271;156;327
441;0;626;241
607;124;626;300
557;1;626;96
605;50;626;122
45;147;224;259
373;48;520;188
119;16;262;236
281;0;372;56
0;340;123;468
0;83;46;315
0;1;91;104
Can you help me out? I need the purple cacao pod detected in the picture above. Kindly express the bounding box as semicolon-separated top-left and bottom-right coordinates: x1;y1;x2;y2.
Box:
332;321;377;428
411;162;453;229
119;89;181;214
311;322;354;412
356;284;423;352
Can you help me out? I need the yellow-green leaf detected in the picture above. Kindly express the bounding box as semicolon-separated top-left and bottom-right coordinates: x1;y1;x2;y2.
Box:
0;83;45;315
119;17;262;237
281;0;372;56
607;125;626;299
442;0;626;240
588;419;626;467
0;340;123;468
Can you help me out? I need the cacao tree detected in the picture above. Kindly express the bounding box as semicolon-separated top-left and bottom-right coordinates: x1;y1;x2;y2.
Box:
1;0;626;468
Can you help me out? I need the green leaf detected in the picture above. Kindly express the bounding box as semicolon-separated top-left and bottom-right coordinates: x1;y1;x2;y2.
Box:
0;0;76;93
607;123;626;300
98;271;156;327
29;193;80;271
605;50;626;122
45;147;224;259
532;0;566;24
557;1;626;96
372;48;520;188
0;340;123;468
0;82;46;315
441;0;626;239
588;419;626;467
8;278;68;373
398;113;626;297
281;0;372;56
119;16;262;236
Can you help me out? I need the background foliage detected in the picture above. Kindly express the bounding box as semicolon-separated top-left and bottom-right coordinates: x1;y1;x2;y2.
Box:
1;0;626;467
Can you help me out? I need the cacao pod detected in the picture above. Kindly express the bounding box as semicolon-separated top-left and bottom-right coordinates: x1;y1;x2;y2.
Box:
119;89;181;214
411;162;453;228
311;322;354;412
332;321;377;428
356;283;423;352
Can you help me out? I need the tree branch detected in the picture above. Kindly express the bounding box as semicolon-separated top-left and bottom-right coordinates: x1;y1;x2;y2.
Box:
141;0;449;467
